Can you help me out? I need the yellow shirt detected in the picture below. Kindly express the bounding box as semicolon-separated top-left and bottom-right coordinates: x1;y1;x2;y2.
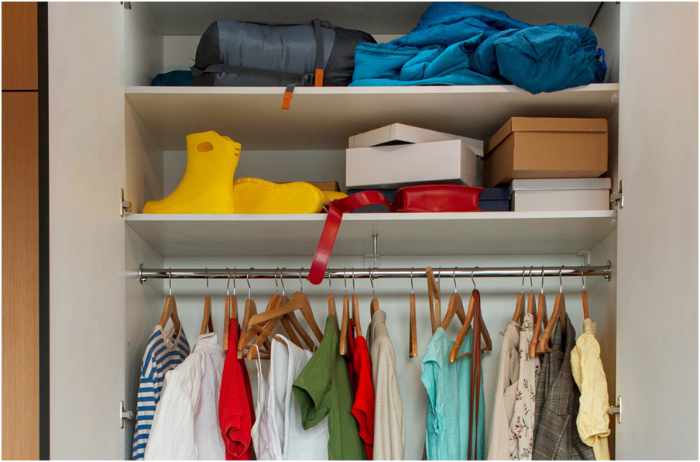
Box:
571;319;611;460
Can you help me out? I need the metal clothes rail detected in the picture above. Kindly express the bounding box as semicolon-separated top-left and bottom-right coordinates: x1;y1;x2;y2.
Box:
136;263;612;283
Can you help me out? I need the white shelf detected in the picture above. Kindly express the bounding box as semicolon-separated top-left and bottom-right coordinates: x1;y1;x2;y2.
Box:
125;210;617;257
125;83;619;150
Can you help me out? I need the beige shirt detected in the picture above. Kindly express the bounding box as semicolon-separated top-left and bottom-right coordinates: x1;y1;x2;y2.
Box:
571;319;611;460
509;313;539;460
487;321;520;460
367;310;404;460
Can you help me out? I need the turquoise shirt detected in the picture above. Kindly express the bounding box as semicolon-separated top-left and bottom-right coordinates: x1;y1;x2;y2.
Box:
421;327;486;460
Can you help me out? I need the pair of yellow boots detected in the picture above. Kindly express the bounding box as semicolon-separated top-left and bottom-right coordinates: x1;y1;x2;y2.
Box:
143;131;346;214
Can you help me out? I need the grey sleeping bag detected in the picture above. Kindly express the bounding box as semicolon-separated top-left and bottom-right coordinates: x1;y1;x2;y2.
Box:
193;19;375;86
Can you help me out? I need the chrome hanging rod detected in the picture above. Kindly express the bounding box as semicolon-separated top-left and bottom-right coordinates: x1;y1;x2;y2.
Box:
136;263;611;284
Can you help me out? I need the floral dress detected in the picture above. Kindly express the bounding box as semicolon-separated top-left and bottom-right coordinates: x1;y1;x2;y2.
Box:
508;313;540;460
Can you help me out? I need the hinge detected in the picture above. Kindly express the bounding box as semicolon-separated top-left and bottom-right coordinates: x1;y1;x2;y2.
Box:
120;400;135;429
120;188;132;218
608;394;622;424
610;178;624;209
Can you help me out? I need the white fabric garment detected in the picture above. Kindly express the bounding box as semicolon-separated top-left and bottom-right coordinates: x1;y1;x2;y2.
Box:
487;320;520;460
251;345;280;460
509;312;540;460
144;333;225;460
264;335;329;460
367;310;404;460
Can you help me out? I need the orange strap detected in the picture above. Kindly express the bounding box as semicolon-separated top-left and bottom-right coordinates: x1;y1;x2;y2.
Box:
314;68;324;87
281;85;294;110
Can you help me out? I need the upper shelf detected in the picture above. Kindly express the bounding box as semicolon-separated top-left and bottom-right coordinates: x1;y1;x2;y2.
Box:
125;210;617;258
125;83;619;150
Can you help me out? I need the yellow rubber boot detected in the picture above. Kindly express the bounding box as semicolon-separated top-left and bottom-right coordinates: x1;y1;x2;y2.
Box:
143;131;241;214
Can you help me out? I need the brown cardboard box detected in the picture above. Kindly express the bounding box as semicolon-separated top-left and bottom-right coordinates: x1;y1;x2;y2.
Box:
484;117;608;187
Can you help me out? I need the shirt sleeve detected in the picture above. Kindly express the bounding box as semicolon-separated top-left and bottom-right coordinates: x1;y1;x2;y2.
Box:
292;325;335;429
373;338;405;460
145;369;197;460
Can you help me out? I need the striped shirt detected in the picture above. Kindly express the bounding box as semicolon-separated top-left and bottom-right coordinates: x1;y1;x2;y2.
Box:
131;324;190;460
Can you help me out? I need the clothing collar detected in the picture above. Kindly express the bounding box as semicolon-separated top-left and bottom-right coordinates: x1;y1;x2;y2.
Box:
194;332;220;352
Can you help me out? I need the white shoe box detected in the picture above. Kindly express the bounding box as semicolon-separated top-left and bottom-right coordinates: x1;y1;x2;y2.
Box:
346;139;483;188
511;178;611;211
348;123;484;157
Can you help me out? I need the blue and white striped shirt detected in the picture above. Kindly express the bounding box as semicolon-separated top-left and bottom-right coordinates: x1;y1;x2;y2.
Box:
131;324;190;460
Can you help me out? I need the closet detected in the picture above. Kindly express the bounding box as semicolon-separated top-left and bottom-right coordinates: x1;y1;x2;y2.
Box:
46;2;697;460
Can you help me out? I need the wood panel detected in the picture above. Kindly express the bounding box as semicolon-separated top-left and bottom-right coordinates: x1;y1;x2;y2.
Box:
2;92;40;459
2;3;38;90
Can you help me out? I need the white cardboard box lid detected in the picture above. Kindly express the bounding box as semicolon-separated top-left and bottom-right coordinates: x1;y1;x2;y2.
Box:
348;123;484;156
511;178;612;191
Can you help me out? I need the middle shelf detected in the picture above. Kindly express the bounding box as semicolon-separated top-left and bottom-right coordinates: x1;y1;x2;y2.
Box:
125;210;617;257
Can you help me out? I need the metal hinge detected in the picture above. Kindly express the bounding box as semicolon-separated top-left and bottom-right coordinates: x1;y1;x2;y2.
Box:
610;178;624;209
608;394;622;424
120;400;135;429
120;188;132;218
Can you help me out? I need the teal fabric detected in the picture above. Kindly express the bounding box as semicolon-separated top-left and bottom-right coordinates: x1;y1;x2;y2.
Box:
421;328;486;460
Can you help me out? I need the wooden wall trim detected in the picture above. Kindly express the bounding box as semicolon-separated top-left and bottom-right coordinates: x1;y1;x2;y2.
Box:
2;92;40;460
2;3;38;90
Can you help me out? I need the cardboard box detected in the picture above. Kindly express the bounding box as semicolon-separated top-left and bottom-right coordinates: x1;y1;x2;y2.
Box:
484;117;608;187
511;178;611;211
349;123;484;156
346;139;482;188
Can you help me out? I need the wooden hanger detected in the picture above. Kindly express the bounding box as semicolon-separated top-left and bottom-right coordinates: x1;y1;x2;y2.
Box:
339;271;350;355
241;292;284;356
327;273;337;317
537;269;567;354
580;274;591;320
222;271;237;351
199;295;214;335
426;267;441;333
441;269;466;329
369;269;381;317
351;271;362;337
512;269;526;322
158;273;181;337
529;290;547;358
409;269;418;358
449;273;493;363
247;290;324;343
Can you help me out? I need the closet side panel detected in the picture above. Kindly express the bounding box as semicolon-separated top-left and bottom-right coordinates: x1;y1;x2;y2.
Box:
48;3;127;458
617;3;698;459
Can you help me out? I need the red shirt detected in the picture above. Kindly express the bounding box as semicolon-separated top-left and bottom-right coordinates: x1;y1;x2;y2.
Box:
218;320;255;460
347;320;376;459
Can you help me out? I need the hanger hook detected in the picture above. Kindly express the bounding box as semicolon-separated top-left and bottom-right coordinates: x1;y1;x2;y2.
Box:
225;267;231;296
298;269;304;293
581;271;586;290
559;266;564;293
280;268;286;296
540;266;545;294
471;267;477;289
246;270;252;299
328;270;333;292
452;267;458;293
370;268;376;297
352;268;356;292
343;267;348;293
273;268;280;293
168;267;173;296
410;268;415;293
204;266;209;289
529;266;534;289
521;267;526;290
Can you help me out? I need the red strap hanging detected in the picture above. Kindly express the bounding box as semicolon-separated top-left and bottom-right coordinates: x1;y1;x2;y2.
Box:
307;191;390;285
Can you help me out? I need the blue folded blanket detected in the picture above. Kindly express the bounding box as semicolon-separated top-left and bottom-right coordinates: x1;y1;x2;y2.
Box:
351;3;607;93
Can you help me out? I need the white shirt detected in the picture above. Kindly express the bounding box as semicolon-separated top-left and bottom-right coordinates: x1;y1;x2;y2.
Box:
367;310;405;460
251;345;281;460
145;333;225;460
269;335;329;459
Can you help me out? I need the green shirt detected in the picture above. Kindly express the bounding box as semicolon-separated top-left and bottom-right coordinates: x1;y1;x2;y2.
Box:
293;315;365;460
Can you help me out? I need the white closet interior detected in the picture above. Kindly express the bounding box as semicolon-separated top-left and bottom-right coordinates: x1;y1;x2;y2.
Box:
47;1;698;460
